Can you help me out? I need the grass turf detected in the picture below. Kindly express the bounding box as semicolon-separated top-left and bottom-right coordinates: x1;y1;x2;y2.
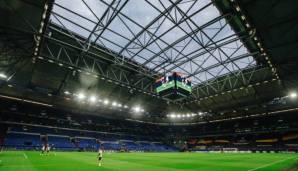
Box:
0;151;297;171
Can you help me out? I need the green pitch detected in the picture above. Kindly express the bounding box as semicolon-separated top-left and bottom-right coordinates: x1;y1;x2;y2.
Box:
0;151;297;171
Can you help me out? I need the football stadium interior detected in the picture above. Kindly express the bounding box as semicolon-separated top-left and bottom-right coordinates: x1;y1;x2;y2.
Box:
0;0;298;170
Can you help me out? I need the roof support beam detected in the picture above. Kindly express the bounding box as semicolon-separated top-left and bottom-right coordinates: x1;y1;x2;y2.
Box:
39;40;158;96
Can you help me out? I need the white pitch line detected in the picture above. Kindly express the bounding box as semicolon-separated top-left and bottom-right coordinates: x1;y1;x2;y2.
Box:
248;156;297;171
23;153;28;159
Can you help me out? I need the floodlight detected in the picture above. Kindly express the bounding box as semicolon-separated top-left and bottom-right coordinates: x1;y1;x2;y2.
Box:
134;107;141;112
77;93;86;100
64;91;70;95
290;92;297;99
132;106;141;113
103;99;109;105
0;73;7;79
117;103;122;107
89;96;97;103
112;101;117;106
124;105;128;109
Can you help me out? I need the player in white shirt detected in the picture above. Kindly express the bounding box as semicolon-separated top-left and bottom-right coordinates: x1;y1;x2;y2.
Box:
97;148;103;166
41;144;50;155
41;144;46;155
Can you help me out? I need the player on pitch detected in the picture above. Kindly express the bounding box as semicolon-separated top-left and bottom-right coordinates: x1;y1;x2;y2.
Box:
97;147;103;166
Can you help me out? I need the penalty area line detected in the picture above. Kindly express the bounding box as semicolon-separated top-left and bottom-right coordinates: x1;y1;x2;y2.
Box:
248;156;297;171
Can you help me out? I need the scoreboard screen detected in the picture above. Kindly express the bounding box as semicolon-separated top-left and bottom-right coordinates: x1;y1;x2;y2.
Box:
155;72;191;100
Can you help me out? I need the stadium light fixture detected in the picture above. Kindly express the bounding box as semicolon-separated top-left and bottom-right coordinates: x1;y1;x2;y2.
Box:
103;99;109;105
64;91;70;95
117;104;122;107
235;5;240;12
77;92;86;100
168;112;201;119
241;15;246;20
134;106;140;113
112;101;117;107
289;92;297;99
42;13;46;19
124;105;128;109
89;96;97;103
0;73;7;79
132;106;143;113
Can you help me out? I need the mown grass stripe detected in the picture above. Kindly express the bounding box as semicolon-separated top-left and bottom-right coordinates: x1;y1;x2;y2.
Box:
248;156;297;171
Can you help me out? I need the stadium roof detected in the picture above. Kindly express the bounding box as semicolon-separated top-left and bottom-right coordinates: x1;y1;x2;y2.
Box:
0;0;297;123
50;0;256;85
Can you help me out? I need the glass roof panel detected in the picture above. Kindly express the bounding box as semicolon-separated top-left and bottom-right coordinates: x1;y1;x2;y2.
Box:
105;16;143;41
97;37;123;52
121;0;161;27
101;29;130;48
50;0;258;87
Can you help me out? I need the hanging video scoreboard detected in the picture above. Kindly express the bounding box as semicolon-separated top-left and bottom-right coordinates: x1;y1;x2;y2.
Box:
155;72;191;101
